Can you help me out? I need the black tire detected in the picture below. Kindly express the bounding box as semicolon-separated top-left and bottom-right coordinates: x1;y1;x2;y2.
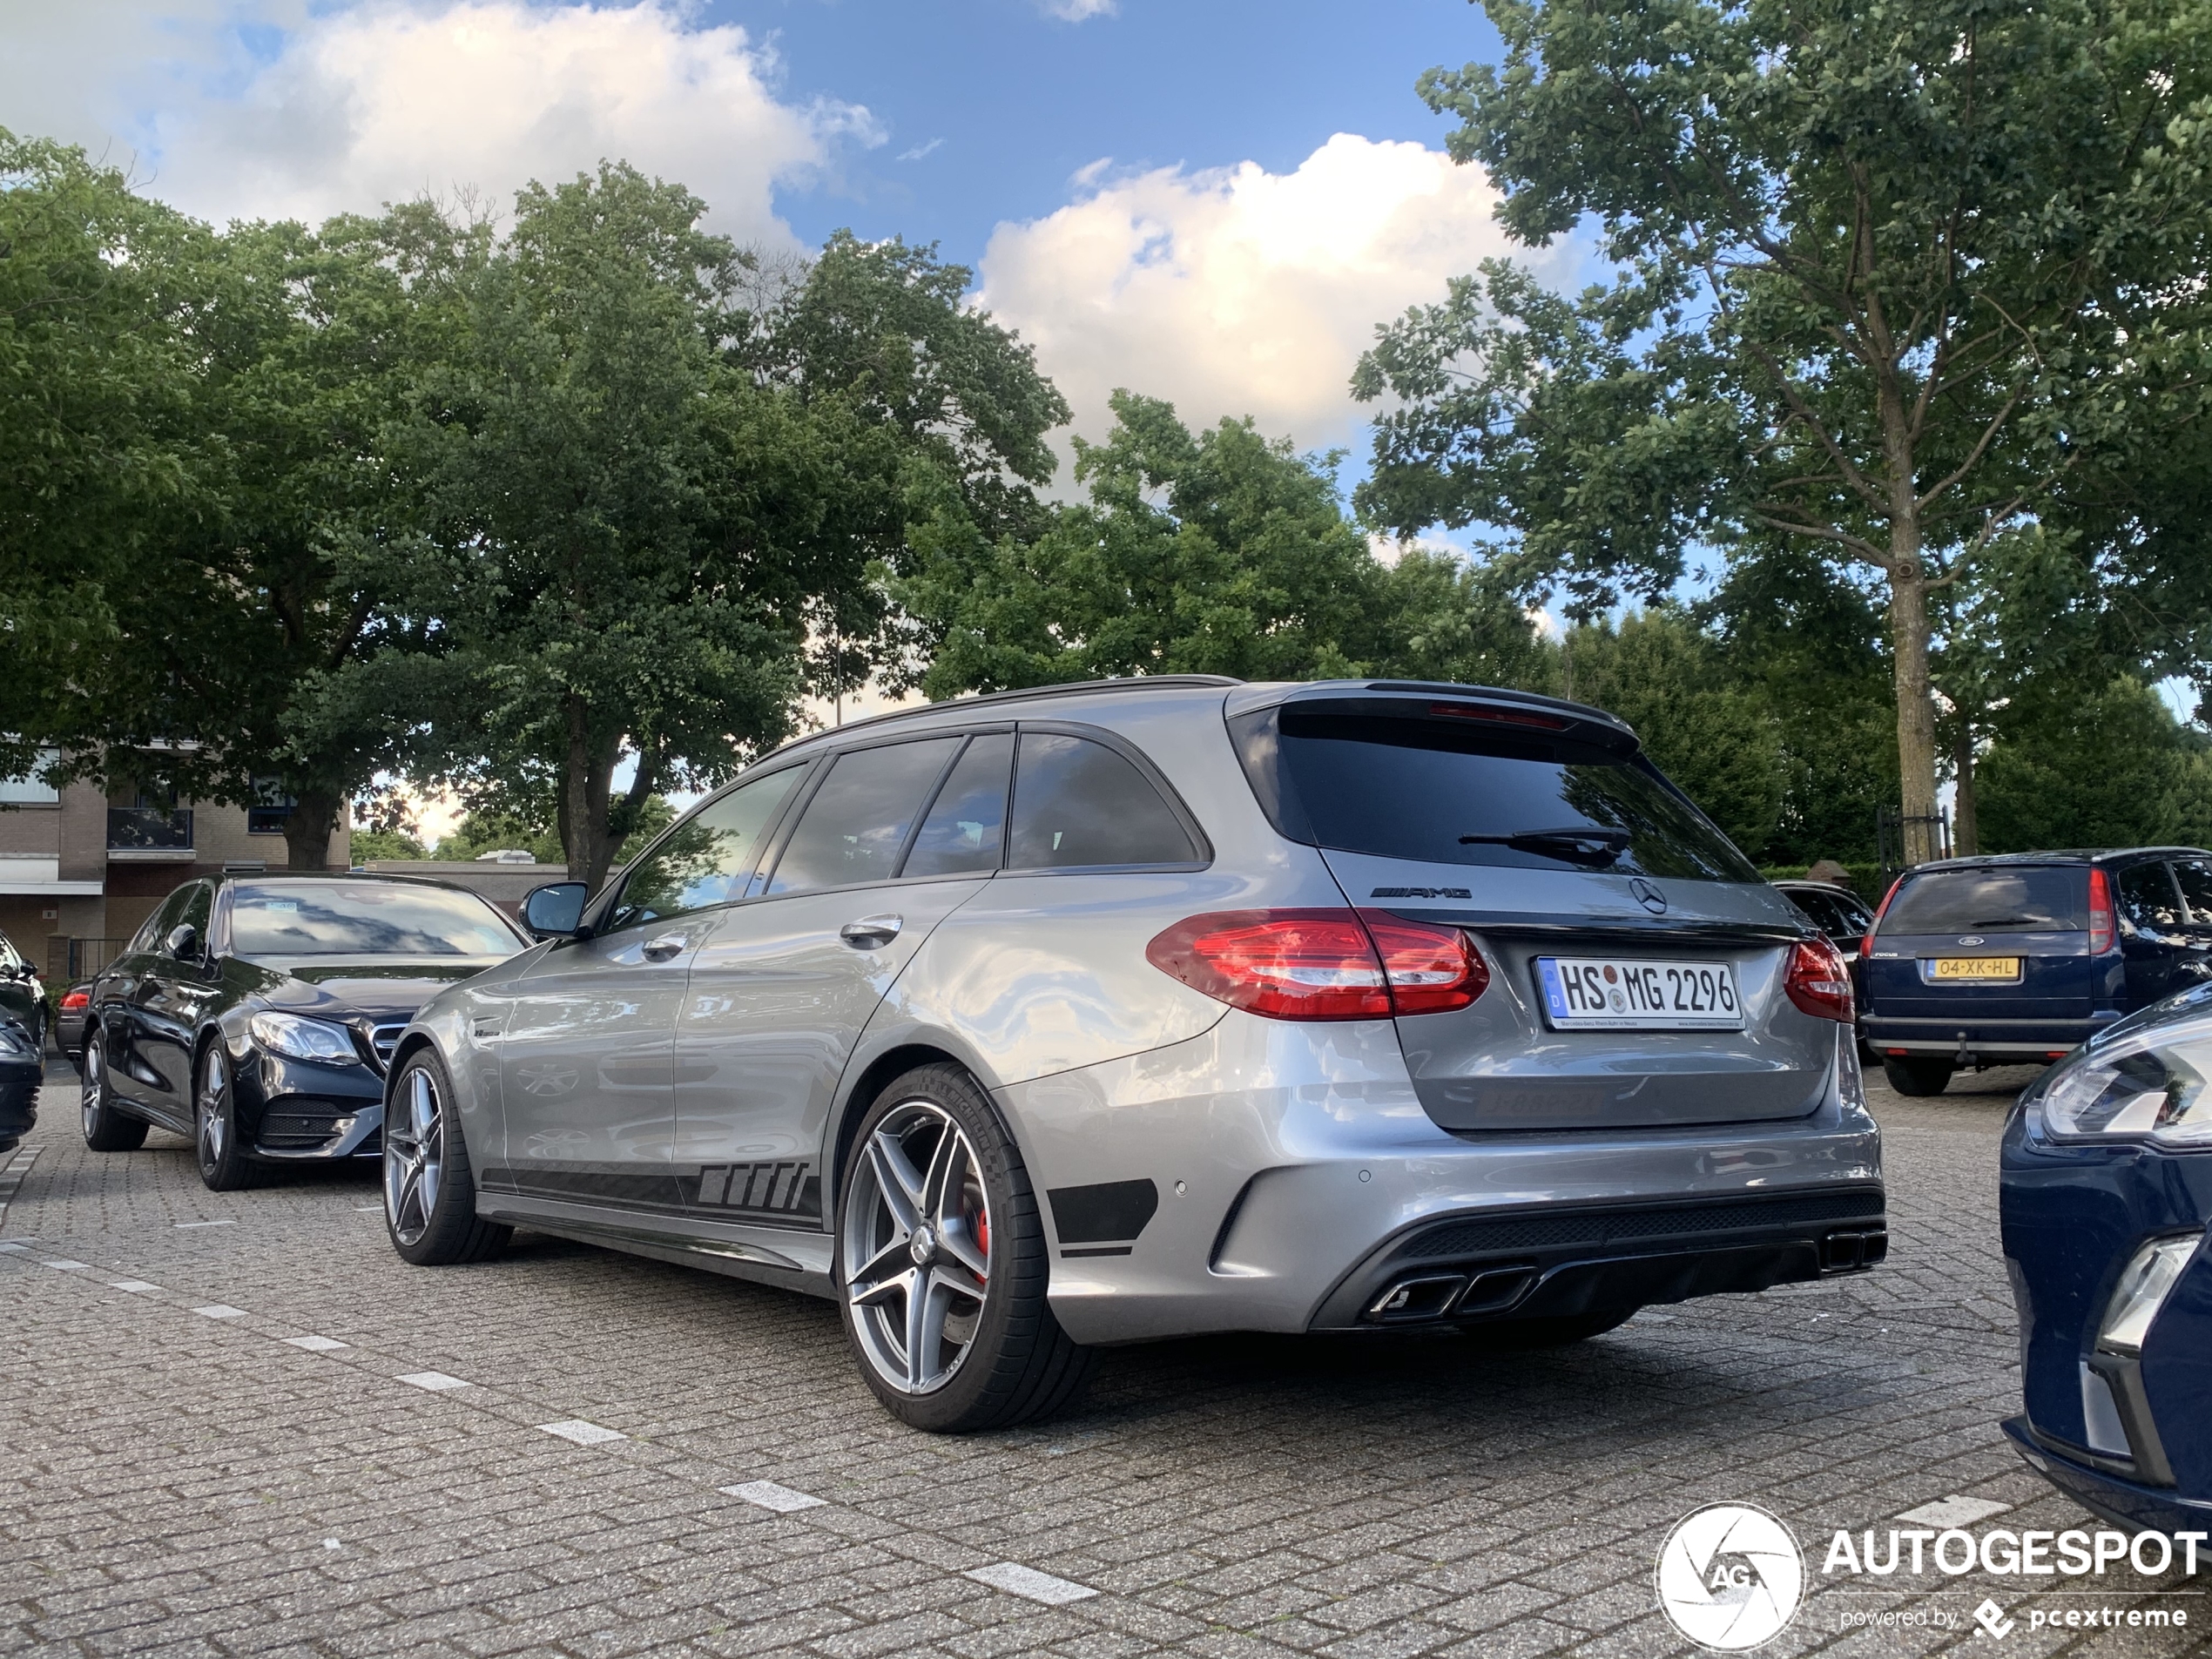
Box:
1467;1307;1638;1350
193;1039;259;1191
79;1029;148;1152
1882;1056;1953;1096
385;1049;510;1266
835;1062;1092;1433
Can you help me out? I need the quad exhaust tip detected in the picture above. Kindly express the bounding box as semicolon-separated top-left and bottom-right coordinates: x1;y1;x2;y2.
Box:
1366;1264;1538;1324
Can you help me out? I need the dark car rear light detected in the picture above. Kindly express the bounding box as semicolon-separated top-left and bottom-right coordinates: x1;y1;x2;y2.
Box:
60;990;89;1011
1426;701;1570;732
2088;866;2114;954
1784;937;1854;1023
1146;908;1488;1021
1862;873;1905;960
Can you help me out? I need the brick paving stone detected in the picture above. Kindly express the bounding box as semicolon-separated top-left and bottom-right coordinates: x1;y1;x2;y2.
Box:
2;1072;2204;1656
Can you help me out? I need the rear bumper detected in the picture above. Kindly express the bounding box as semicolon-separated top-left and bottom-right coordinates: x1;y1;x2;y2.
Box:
1002;1011;1883;1345
1865;1014;2114;1062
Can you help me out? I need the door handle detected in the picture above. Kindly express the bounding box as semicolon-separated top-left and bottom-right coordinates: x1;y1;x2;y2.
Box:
641;934;689;962
840;914;903;949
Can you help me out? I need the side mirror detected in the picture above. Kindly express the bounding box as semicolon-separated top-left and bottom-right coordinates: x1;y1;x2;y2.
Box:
164;923;200;961
522;882;591;941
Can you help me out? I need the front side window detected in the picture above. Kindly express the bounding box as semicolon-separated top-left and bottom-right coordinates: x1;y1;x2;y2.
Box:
1008;732;1200;870
1878;867;2086;935
901;733;1014;879
230;881;524;958
608;765;807;931
766;738;963;895
137;885;199;954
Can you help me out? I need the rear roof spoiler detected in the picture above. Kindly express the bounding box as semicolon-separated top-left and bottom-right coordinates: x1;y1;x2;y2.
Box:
1224;679;1639;757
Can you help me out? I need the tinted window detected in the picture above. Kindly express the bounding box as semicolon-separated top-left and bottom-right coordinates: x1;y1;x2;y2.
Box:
137;885;197;953
1008;732;1199;869
608;766;806;930
766;738;962;895
1787;889;1861;939
2171;860;2212;924
2118;864;2185;931
230;882;523;958
1879;867;2086;934
902;734;1014;879
1231;704;1757;882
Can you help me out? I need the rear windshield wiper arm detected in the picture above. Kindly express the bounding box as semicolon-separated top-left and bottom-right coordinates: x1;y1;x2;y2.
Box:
1460;826;1634;867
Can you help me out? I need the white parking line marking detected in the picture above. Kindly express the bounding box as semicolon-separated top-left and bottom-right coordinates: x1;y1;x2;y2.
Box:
1895;1495;2011;1528
354;1205;382;1213
0;1240;30;1251
176;1219;235;1229
963;1563;1097;1605
397;1371;469;1392
107;1279;161;1293
283;1334;350;1352
42;1258;90;1271
192;1305;247;1319
537;1420;626;1446
722;1480;825;1513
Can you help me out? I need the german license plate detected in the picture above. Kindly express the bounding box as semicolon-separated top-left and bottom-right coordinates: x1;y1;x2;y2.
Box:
1534;956;1744;1030
1929;956;2021;981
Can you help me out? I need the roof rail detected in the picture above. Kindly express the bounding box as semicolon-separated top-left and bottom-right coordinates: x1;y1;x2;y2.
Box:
762;674;1245;760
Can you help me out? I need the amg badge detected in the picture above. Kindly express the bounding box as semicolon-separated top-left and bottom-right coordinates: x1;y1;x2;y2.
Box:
1370;887;1472;900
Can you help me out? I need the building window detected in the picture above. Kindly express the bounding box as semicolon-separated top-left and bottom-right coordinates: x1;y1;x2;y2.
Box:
248;778;295;835
0;749;61;806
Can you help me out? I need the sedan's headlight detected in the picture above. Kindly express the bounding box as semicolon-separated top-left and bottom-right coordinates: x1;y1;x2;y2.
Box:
248;1012;361;1065
2040;1015;2212;1145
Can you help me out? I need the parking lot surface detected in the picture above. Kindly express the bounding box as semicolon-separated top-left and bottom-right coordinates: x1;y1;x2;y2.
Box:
3;1066;2203;1658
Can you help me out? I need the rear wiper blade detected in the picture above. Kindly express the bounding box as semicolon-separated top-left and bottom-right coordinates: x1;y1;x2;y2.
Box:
1460;826;1634;867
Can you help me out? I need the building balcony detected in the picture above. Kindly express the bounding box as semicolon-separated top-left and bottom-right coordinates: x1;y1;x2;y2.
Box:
107;806;194;860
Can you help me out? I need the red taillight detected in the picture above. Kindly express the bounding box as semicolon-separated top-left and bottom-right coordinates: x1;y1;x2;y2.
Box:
1784;936;1854;1023
2088;867;2115;954
1862;873;1904;961
60;990;89;1011
1145;908;1487;1021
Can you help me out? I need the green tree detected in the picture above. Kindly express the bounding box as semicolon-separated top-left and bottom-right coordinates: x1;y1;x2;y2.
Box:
348;826;428;863
1356;0;2212;866
1979;678;2212;851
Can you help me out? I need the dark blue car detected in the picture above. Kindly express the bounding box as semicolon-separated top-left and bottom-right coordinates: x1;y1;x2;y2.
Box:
2001;985;2212;1533
1861;849;2212;1096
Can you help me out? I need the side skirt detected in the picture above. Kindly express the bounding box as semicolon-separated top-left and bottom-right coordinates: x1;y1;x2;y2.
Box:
474;1190;837;1301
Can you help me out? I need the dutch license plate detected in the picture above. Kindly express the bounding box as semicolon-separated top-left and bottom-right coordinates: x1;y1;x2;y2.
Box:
1535;956;1744;1030
1929;956;2021;981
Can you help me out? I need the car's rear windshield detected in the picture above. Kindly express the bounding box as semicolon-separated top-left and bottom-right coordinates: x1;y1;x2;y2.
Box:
229;882;523;959
1228;702;1759;882
1878;866;2087;934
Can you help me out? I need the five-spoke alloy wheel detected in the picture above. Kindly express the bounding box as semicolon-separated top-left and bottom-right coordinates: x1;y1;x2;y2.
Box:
834;1063;1091;1432
79;1030;148;1152
383;1049;510;1266
195;1041;255;1190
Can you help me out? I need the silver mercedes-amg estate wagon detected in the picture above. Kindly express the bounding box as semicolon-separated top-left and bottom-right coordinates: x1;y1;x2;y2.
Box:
382;676;1884;1430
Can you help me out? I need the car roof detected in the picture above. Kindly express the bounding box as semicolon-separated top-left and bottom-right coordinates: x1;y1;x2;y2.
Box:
212;870;487;897
1771;880;1865;899
1904;847;2212;873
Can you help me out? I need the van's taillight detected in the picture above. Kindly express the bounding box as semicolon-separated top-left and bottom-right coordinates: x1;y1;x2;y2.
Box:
1784;937;1854;1023
1145;908;1487;1021
1862;873;1904;961
60;990;88;1011
2088;867;2115;954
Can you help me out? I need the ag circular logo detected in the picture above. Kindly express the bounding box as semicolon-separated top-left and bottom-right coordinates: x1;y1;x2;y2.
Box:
1654;1503;1804;1650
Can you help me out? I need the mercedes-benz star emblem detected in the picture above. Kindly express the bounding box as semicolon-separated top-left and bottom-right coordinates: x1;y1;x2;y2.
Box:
1631;877;1669;915
909;1226;937;1266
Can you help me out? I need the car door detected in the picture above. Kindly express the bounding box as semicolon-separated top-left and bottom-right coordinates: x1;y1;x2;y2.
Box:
132;880;218;1121
2116;861;2188;1008
675;732;1008;1226
495;779;807;1214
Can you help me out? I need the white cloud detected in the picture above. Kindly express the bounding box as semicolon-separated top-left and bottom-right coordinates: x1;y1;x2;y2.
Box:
0;1;876;245
897;138;944;162
1039;0;1116;19
978;132;1533;455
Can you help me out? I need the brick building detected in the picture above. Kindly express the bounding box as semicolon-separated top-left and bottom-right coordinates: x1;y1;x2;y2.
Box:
0;752;350;979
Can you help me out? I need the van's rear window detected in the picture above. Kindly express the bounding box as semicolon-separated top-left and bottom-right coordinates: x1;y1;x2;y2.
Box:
1879;867;2087;934
1228;703;1758;882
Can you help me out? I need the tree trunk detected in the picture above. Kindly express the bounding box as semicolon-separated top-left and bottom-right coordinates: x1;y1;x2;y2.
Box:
560;697;622;891
282;787;341;872
1952;718;1979;857
1887;556;1943;867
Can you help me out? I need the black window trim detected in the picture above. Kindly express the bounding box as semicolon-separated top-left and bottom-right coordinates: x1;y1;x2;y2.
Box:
1001;718;1214;876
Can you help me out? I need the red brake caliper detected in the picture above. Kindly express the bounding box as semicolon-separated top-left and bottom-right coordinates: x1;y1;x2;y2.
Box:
974;1204;989;1271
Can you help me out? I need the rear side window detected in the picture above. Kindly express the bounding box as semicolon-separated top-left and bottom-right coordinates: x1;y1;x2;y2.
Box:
1008;732;1200;870
1230;703;1757;882
2117;864;2184;931
1879;867;2086;934
2172;860;2212;923
902;733;1014;879
766;738;962;895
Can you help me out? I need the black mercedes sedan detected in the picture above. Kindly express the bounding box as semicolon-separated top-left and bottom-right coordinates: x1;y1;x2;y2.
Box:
78;873;528;1190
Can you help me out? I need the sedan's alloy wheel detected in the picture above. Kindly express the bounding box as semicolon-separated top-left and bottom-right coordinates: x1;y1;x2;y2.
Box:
196;1047;229;1169
385;1062;445;1248
80;1039;103;1140
840;1100;992;1395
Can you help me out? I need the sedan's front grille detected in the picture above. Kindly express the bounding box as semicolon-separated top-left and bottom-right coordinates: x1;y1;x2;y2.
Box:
258;1101;355;1150
370;1023;407;1069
